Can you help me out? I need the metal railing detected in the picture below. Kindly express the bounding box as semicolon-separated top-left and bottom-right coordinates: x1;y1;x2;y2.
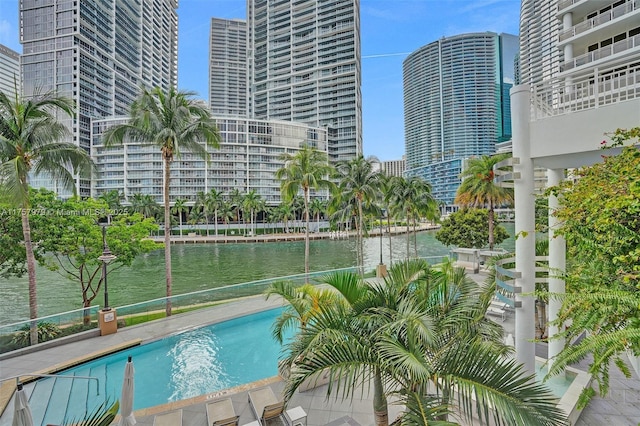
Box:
531;62;640;119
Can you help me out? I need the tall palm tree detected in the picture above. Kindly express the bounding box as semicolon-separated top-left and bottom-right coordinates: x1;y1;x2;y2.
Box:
276;146;335;277
0;90;93;345
207;188;224;236
98;189;123;209
332;156;382;273
455;153;513;250
171;198;188;236
309;198;325;233
277;203;295;234
228;188;244;234
194;191;210;236
218;200;234;236
280;259;567;426
243;190;262;236
103;87;220;316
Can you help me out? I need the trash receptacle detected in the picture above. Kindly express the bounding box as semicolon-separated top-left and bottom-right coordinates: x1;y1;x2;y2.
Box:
98;309;118;336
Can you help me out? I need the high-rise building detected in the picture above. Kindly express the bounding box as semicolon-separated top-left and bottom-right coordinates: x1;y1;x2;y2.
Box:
381;157;405;178
403;32;518;209
0;44;20;99
20;0;178;197
247;0;362;163
209;18;248;117
92;116;328;205
518;0;560;86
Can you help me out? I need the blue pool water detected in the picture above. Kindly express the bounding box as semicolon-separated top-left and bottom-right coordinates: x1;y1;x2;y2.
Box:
28;308;286;425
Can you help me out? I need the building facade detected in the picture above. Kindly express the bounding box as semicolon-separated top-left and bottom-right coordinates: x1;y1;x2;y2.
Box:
20;0;178;197
209;18;248;117
247;0;362;163
0;44;20;99
508;0;640;377
92;116;328;205
403;32;518;207
381;157;405;178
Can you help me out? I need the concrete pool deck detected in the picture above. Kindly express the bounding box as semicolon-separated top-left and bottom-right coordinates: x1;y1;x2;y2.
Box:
0;273;638;425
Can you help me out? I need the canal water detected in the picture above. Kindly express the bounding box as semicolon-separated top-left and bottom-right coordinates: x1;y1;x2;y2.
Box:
0;226;515;324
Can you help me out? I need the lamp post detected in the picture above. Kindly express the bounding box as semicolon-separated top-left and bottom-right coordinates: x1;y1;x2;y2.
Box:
376;213;387;278
379;216;383;265
98;225;117;310
97;223;118;336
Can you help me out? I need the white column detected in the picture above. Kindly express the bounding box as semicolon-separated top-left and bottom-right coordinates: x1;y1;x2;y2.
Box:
547;168;566;377
511;84;536;374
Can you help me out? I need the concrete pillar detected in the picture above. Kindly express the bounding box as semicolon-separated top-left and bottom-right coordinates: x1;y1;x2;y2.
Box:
547;168;566;377
511;84;536;374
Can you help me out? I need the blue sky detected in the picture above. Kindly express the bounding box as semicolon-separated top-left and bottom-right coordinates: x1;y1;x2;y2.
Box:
0;0;520;161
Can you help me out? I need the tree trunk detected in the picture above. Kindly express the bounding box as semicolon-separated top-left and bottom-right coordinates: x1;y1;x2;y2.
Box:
488;200;495;250
357;198;364;275
215;210;219;236
386;214;393;266
163;158;173;317
406;210;411;261
179;214;183;236
373;369;389;426
304;188;310;279
22;210;39;346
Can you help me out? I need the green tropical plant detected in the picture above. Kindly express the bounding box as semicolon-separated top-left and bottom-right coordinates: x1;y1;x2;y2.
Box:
243;190;262;236
129;193;160;219
11;321;61;346
276;146;335;276
171;198;188;236
63;400;119;426
103;86;220;317
436;208;509;249
279;259;566;426
545;133;640;405
455;153;513;250
332;156;382;273
207;188;224;236
98;189;124;210
228;188;244;233
0;89;93;345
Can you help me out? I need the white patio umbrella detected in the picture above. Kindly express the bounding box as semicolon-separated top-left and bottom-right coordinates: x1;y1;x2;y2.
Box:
118;356;136;426
12;383;33;426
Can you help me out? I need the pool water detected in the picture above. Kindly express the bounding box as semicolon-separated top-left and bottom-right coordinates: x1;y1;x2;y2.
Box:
26;308;287;425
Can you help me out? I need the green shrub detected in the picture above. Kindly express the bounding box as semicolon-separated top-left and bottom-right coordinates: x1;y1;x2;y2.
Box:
11;322;62;346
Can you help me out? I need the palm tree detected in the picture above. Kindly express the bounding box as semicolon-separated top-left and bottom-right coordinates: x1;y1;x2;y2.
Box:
243;190;262;236
277;203;295;234
276;146;335;276
0;90;93;345
207;188;224;236
218;200;234;236
194;191;210;235
98;189;123;209
309;198;325;233
228;188;244;235
130;193;160;219
332;156;382;273
103;87;220;316
171;198;188;236
455;153;513;250
280;259;567;426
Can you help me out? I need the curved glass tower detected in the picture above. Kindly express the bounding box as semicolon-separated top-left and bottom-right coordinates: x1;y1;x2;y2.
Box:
403;32;518;208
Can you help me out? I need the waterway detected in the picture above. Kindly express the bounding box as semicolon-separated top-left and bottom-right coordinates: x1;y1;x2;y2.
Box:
0;225;515;324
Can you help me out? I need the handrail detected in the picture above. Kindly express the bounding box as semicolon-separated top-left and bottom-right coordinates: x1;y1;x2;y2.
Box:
4;373;100;395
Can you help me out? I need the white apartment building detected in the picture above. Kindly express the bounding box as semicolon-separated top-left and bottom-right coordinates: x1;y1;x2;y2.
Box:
247;0;362;163
210;18;248;117
508;0;640;383
381;157;405;178
92;116;328;206
20;0;178;197
0;44;20;99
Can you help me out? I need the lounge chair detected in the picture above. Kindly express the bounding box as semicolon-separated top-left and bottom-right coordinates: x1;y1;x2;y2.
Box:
206;398;239;426
247;387;285;425
153;409;182;426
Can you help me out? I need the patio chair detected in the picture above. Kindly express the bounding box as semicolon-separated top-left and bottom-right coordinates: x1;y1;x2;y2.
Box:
247;387;285;425
207;398;240;426
153;409;182;426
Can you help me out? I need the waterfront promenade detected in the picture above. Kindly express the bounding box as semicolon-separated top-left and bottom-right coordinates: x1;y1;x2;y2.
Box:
152;224;439;244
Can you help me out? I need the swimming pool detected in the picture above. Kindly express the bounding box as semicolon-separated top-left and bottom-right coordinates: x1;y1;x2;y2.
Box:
19;308;287;426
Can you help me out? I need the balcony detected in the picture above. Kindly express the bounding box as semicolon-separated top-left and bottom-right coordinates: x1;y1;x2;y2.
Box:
560;33;640;71
558;0;639;42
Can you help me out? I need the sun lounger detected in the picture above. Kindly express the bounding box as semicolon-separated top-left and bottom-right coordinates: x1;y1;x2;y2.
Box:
153;409;182;426
207;398;240;426
248;387;285;425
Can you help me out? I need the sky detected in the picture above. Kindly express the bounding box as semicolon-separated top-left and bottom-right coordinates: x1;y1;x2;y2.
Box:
0;0;521;161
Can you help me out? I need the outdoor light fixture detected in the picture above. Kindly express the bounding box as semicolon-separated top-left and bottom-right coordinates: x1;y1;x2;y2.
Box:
98;225;117;311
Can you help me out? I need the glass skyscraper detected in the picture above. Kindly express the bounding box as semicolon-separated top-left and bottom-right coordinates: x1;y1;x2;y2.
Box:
20;0;178;197
403;32;518;209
